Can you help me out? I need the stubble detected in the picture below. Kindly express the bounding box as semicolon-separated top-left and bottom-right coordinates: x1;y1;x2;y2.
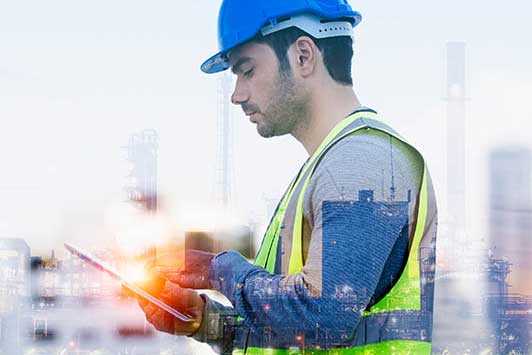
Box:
257;69;310;138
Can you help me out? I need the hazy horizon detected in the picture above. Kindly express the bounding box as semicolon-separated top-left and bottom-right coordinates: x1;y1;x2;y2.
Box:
1;0;531;256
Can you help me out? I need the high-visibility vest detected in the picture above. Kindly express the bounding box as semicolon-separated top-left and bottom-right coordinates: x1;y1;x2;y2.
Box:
235;110;436;354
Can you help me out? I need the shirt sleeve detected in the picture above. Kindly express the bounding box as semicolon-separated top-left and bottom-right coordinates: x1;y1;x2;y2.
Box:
208;131;423;347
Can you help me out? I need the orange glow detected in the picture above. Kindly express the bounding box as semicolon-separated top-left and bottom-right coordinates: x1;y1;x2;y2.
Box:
105;200;174;256
121;263;148;283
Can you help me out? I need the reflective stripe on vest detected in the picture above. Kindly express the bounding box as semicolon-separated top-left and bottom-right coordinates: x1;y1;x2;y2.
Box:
242;111;432;354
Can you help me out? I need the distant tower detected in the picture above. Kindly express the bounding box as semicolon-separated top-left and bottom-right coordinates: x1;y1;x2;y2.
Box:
215;72;235;208
124;129;159;213
488;147;532;295
0;238;30;352
445;42;467;232
0;238;31;307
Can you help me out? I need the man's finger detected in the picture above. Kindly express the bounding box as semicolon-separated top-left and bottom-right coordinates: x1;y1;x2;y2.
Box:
154;268;181;283
160;281;204;312
145;307;173;333
132;275;166;297
137;296;149;308
142;303;157;319
154;266;181;275
174;318;202;336
159;281;190;310
163;272;210;289
185;249;214;271
154;269;195;287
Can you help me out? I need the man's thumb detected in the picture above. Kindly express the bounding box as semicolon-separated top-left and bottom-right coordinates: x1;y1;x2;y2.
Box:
155;270;188;285
175;272;208;289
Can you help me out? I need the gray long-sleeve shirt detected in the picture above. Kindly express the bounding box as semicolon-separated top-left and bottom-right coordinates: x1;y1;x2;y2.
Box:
192;120;434;351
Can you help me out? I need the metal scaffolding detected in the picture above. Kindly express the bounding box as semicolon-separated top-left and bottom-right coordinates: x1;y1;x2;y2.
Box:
124;129;159;213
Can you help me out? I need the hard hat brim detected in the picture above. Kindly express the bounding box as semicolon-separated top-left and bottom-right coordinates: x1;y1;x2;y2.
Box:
201;51;230;74
201;11;362;74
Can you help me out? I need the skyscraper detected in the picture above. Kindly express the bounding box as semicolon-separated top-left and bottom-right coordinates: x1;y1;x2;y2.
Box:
489;147;532;295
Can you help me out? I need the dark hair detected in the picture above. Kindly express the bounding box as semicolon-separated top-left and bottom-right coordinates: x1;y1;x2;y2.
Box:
254;27;354;86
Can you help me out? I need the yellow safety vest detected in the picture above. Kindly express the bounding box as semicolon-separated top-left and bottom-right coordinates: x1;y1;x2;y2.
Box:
236;110;435;354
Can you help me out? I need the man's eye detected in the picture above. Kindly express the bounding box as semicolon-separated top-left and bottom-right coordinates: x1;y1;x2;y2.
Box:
244;69;254;78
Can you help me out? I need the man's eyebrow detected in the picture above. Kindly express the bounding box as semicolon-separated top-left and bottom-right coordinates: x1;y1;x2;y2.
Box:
231;57;252;75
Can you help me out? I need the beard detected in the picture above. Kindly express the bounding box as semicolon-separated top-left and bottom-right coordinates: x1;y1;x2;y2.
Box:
255;69;309;138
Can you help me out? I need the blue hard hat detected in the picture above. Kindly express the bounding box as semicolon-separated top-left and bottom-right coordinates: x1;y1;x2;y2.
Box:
201;0;362;74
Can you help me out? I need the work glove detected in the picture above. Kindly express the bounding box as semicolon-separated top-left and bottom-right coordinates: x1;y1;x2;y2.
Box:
157;249;215;290
136;279;205;336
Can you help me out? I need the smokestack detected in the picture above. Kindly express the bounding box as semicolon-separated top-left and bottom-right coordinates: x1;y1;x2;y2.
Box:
445;41;467;232
215;72;235;208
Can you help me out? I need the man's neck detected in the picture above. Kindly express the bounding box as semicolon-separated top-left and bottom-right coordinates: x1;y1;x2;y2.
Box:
292;84;361;156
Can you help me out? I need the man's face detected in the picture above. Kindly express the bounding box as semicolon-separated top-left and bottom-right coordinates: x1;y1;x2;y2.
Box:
228;41;308;138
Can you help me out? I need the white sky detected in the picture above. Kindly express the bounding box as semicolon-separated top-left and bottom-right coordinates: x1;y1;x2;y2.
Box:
1;0;531;255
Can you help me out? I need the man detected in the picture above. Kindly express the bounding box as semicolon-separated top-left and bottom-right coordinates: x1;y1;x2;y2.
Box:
138;0;438;354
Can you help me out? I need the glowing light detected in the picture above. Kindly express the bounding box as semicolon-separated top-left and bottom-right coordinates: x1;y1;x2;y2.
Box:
105;200;172;256
122;263;148;283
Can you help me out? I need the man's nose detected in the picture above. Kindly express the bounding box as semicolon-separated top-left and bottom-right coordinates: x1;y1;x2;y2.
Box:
231;79;249;105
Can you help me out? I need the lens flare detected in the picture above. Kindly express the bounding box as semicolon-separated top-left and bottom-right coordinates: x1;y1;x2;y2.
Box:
121;263;148;283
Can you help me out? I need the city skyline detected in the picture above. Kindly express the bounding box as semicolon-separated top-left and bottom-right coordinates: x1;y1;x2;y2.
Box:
1;2;531;353
1;1;531;255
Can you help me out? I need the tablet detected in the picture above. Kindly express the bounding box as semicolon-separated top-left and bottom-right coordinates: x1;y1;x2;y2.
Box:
64;242;193;323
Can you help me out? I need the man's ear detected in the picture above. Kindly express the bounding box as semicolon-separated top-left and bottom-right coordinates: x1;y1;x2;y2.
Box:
290;36;318;78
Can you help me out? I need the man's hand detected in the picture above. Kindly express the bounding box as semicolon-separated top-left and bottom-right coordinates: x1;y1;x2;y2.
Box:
137;280;205;336
157;249;215;289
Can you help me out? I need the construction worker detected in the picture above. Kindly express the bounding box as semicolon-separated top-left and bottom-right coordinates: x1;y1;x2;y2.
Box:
137;0;438;354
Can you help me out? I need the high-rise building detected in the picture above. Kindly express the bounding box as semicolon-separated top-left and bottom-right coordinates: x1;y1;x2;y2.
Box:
488;147;532;295
0;238;31;305
0;238;30;353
